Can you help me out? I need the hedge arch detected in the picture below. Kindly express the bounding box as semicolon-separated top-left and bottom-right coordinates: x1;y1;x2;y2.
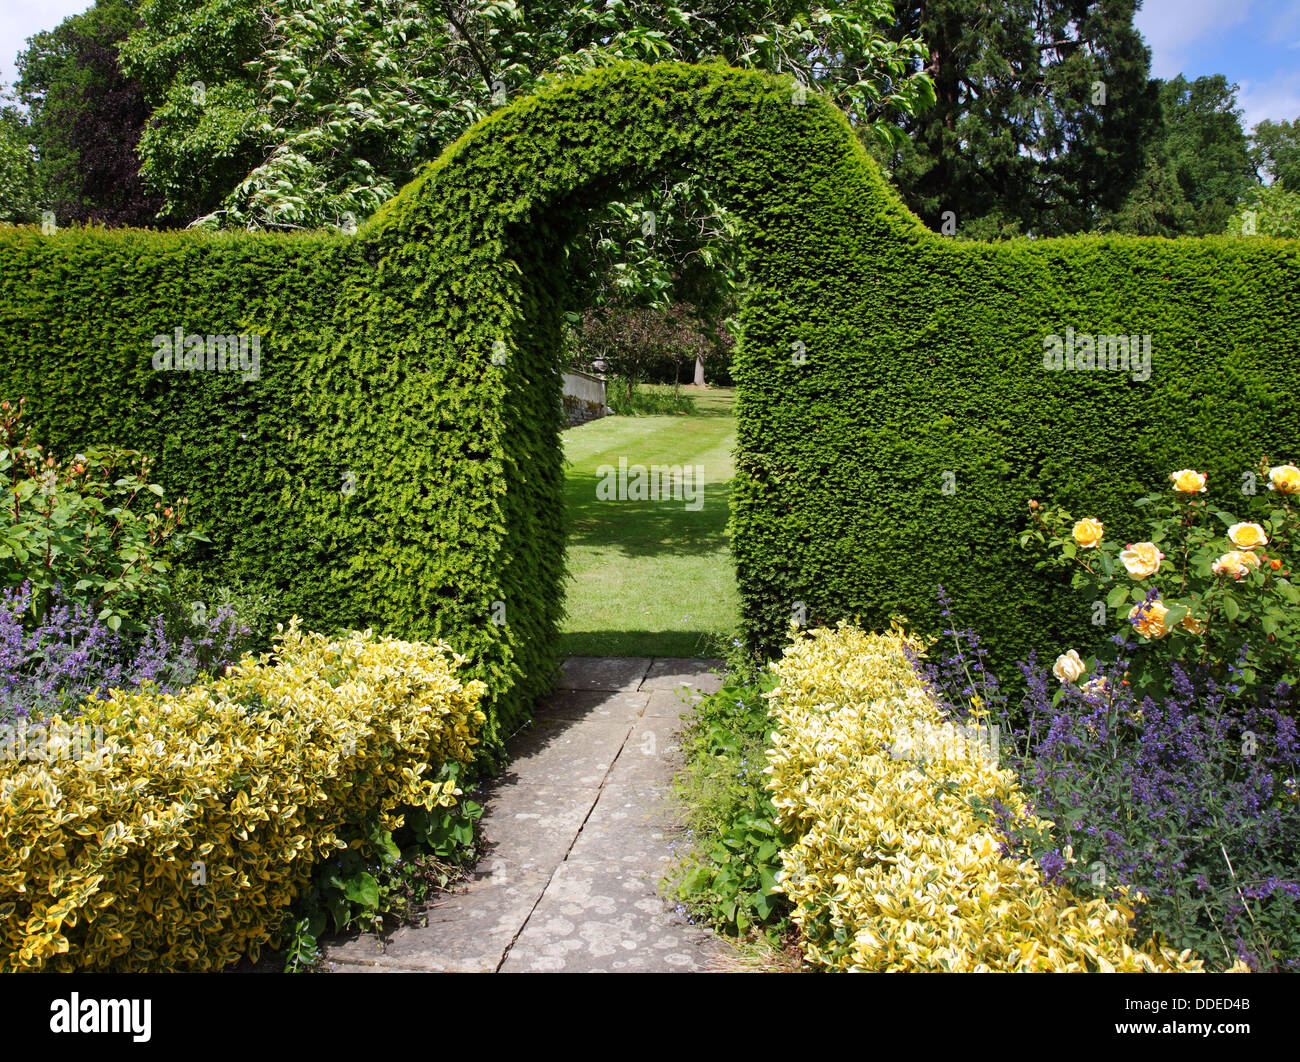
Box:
2;62;1298;740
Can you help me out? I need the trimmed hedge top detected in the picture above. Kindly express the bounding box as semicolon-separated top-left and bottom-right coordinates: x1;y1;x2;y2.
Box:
2;62;1298;726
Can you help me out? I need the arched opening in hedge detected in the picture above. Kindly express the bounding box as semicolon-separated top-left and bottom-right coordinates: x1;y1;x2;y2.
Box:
341;62;925;734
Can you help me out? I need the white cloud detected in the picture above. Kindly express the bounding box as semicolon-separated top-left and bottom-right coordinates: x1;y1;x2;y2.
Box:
1135;0;1258;78
0;0;93;91
1238;69;1300;129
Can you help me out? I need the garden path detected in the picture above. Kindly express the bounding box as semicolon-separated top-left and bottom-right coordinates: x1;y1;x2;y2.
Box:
323;656;727;972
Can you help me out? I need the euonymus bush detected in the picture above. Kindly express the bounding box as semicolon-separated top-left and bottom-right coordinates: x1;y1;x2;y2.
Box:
0;622;487;971
769;623;1206;972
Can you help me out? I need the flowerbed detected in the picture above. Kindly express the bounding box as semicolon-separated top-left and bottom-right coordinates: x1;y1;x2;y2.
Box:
765;623;1205;972
0;621;487;971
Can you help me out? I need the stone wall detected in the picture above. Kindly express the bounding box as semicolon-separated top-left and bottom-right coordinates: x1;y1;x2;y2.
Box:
562;370;610;427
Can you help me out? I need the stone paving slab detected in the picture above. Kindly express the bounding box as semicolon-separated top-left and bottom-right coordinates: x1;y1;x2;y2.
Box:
499;858;719;973
473;784;597;880
534;688;651;721
555;656;652;692
329;873;552;972
604;719;684;787
643;686;702;719
323;656;726;974
642;658;724;694
500;713;634;789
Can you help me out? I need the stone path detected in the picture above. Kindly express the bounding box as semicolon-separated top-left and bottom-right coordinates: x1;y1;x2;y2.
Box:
324;656;727;972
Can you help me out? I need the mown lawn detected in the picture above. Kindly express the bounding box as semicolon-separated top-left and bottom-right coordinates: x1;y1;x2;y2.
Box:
560;385;738;657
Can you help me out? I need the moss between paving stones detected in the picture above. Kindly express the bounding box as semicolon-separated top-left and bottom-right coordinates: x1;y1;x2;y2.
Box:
1;62;1297;736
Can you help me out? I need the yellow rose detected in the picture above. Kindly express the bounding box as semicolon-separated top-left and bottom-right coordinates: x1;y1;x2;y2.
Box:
1180;613;1206;635
1212;550;1261;578
1052;649;1085;684
1169;468;1207;493
1071;518;1104;550
1119;542;1164;579
1128;600;1170;639
1268;464;1300;494
1227;522;1268;549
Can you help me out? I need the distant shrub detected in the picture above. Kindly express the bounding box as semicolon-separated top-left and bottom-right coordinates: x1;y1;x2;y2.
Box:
607;381;697;416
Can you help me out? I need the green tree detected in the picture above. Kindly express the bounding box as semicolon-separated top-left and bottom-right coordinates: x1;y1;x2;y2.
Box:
1098;142;1192;237
117;0;270;225
17;0;165;227
1102;75;1257;237
0;86;42;224
122;0;933;230
1250;117;1300;190
565;177;743;383
1224;182;1300;240
1152;75;1255;235
875;0;1158;237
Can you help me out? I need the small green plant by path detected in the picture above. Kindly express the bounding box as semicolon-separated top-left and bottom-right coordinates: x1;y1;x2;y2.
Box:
561;387;738;658
666;643;792;945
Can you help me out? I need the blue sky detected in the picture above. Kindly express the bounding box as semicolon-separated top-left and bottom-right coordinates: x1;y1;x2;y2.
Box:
2;0;1298;130
1135;0;1300;129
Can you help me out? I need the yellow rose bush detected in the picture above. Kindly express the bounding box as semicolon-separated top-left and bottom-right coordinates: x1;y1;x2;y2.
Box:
1022;461;1300;710
0;620;487;971
764;624;1201;972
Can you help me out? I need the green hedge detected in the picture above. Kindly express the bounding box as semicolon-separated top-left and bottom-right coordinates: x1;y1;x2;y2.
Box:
2;62;1297;725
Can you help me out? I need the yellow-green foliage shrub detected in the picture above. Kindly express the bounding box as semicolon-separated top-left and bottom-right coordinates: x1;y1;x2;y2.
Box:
765;623;1204;972
0;621;487;971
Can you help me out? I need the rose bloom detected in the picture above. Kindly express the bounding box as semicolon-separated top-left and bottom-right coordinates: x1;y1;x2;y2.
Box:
1180;613;1206;635
1169;468;1207;493
1119;542;1164;579
1071;518;1104;549
1228;522;1268;549
1268;464;1300;494
1128;600;1171;639
1212;550;1261;578
1052;649;1085;684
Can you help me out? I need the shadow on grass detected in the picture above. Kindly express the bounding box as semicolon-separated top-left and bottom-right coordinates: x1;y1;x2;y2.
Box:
564;474;733;558
558;629;732;659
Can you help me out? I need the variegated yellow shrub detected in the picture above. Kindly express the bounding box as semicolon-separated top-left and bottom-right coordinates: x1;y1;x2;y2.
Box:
0;620;487;971
765;623;1203;972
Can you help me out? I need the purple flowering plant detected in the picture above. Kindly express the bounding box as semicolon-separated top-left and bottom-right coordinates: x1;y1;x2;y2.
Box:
913;586;1300;972
0;581;250;725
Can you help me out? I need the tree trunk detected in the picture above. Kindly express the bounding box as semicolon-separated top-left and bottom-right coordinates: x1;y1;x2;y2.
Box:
693;353;705;387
